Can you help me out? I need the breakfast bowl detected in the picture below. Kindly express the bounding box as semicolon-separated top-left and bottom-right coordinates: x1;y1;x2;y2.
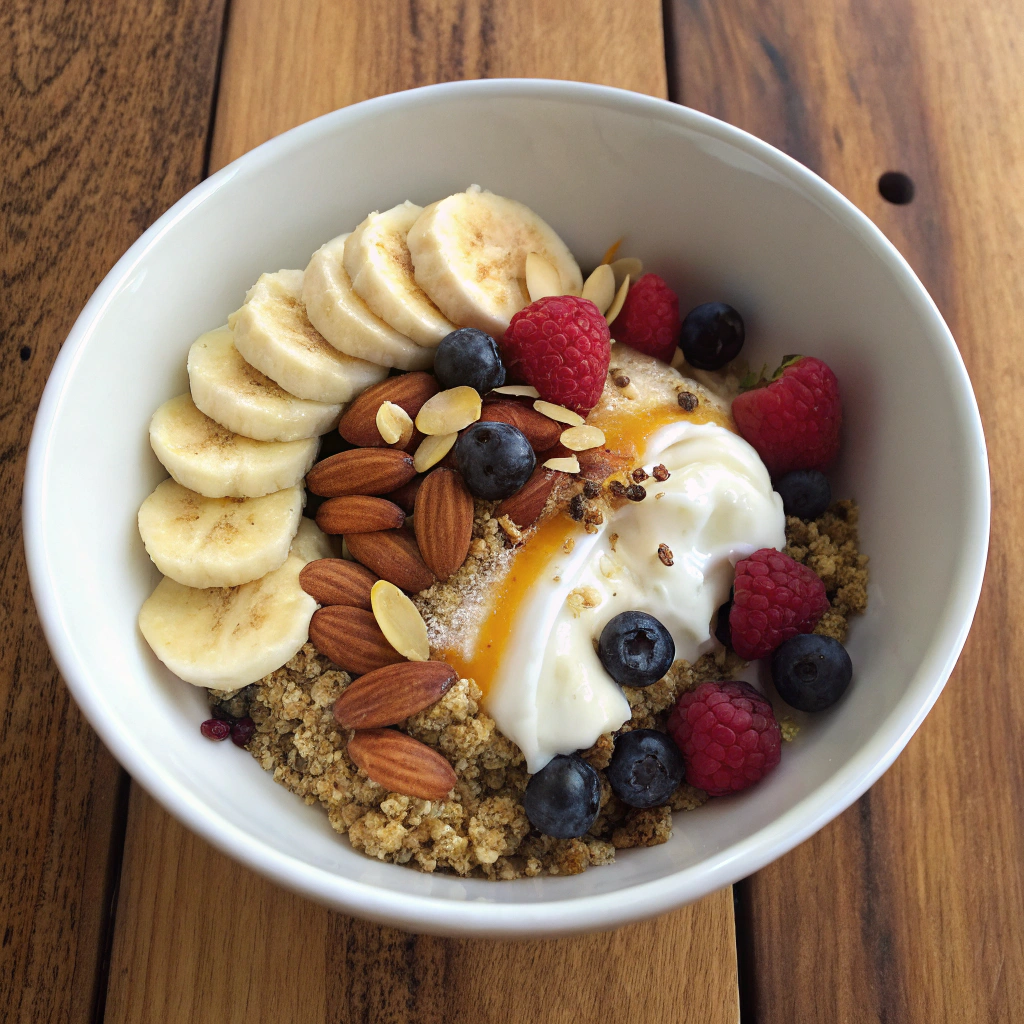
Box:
23;79;989;937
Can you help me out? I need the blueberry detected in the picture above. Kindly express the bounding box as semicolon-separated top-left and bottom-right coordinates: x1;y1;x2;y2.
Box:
434;328;506;393
775;469;831;520
771;634;853;712
454;421;535;500
598;611;675;688
523;754;602;838
607;729;685;808
715;598;733;649
680;302;745;370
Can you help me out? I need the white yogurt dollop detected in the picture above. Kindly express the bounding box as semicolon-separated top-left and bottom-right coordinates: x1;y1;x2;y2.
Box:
484;420;786;773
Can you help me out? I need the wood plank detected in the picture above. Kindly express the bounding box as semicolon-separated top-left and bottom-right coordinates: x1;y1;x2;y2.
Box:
668;0;1024;1018
105;3;738;1023
0;2;227;1021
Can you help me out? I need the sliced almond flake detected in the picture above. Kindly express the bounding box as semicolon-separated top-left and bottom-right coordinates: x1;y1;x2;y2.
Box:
376;401;414;445
609;257;643;289
599;554;620;579
581;264;615;315
370;580;429;661
415;386;482;435
542;455;581;474
525;252;563;302
533;400;585;426
413;431;458;472
605;274;630;325
491;384;541;398
559;424;606;452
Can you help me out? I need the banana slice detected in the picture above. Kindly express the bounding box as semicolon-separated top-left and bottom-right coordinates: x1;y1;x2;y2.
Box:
150;394;318;498
229;270;388;403
303;234;434;371
138;518;332;689
138;479;304;589
407;187;583;339
343;202;455;347
187;326;342;442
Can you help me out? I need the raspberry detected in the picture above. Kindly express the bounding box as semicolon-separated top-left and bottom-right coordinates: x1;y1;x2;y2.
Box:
610;273;680;363
502;295;610;415
732;356;841;476
729;548;829;660
667;681;782;796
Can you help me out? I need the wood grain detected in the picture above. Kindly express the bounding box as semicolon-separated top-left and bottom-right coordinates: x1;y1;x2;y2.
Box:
668;0;1024;1018
105;3;739;1023
0;2;226;1021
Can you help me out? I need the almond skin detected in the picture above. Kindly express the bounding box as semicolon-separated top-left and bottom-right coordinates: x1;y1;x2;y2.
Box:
576;446;633;482
299;558;379;609
346;528;437;593
334;661;457;729
494;467;558;528
306;448;416;497
479;400;562;451
413;468;474;581
386;474;424;514
338;372;439;448
309;606;405;674
347;729;458;800
315;495;405;534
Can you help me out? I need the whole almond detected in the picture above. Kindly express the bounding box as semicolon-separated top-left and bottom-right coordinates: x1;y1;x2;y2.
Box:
347;729;458;800
334;661;457;729
494;467;558;529
346;528;437;593
309;606;404;675
299;558;379;608
306;448;416;497
315;495;405;534
338;372;439;447
413;468;474;581
386;475;424;514
478;400;562;451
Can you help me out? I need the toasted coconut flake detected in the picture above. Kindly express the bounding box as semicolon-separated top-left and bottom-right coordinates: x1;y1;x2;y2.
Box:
376;401;414;445
581;264;615;315
413;432;458;472
560;425;606;452
370;580;429;661
533;400;585;426
525;252;563;302
605;274;630;325
415;386;482;435
542;455;581;474
491;384;541;398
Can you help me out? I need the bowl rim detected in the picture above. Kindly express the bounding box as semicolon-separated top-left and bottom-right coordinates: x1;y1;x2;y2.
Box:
23;77;990;937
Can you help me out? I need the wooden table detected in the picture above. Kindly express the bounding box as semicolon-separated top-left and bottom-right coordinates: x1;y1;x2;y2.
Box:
3;1;1021;1020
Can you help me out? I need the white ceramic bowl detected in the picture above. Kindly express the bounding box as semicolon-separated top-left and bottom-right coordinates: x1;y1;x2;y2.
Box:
24;80;989;937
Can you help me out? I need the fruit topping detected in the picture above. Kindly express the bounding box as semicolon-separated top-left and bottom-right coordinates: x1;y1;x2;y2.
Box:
679;302;745;370
732;355;842;475
729;548;829;660
201;719;231;741
667;681;782;796
609;273;680;363
771;634;853;711
597;611;676;688
502;295;611;416
522;754;602;839
774;468;832;520
230;717;255;747
434;327;507;393
606;729;686;808
455;421;536;500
